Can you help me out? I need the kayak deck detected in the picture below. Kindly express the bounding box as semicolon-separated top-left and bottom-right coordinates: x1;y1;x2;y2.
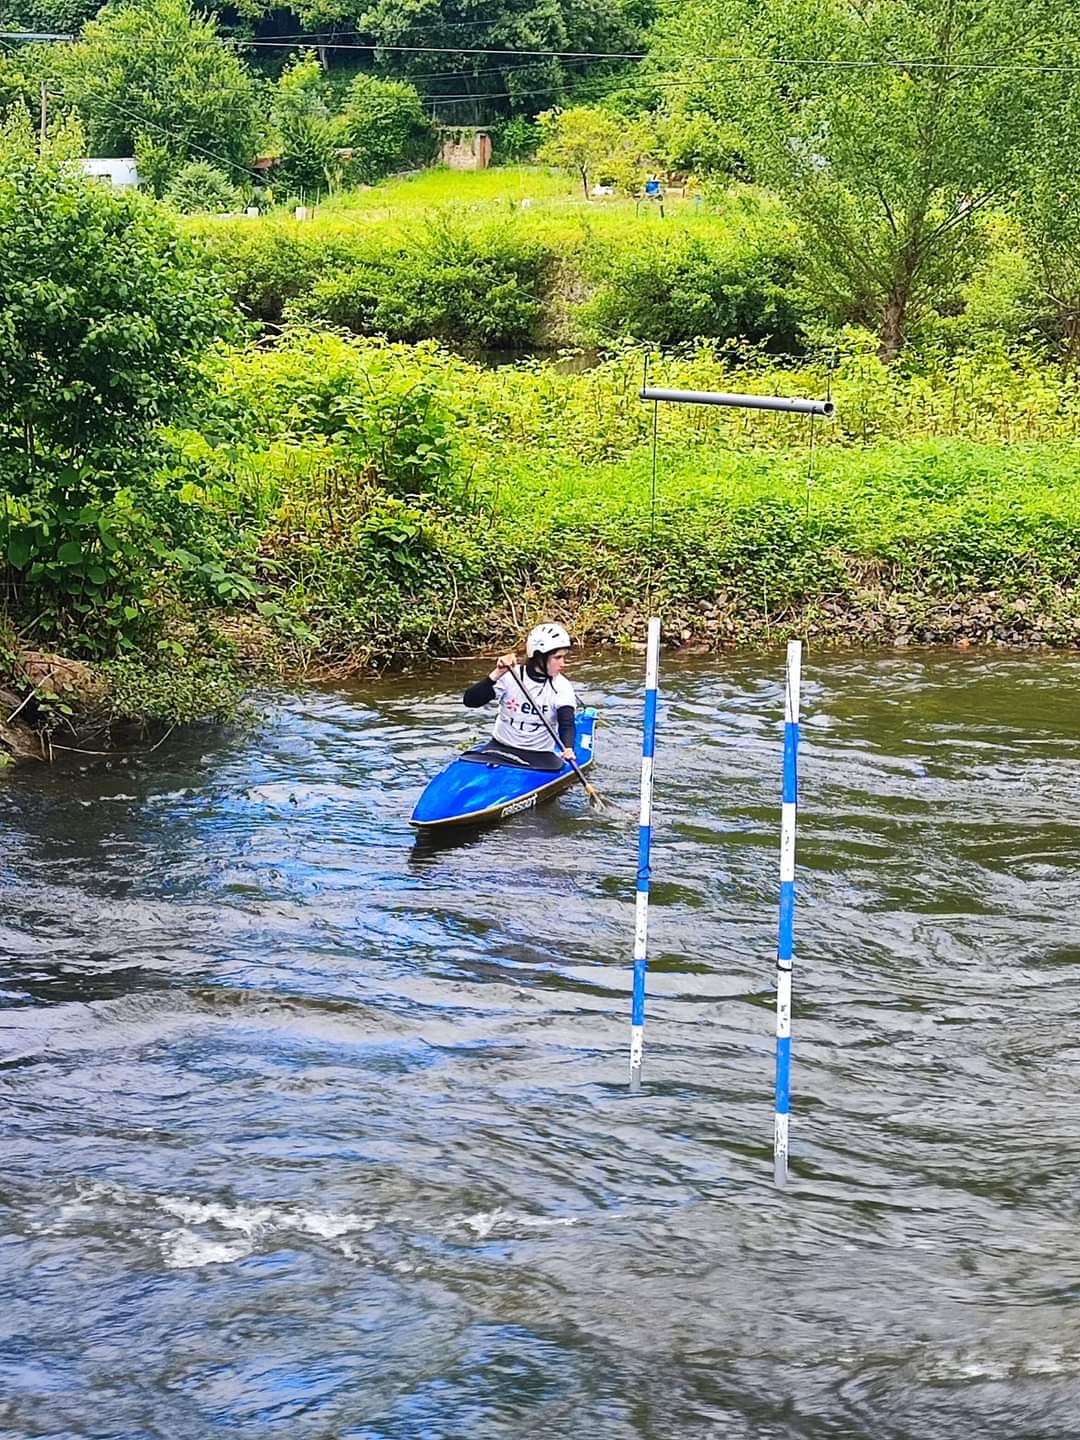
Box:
410;708;598;830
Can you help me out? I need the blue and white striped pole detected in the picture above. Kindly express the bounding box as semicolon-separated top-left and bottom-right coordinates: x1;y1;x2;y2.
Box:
774;639;802;1185
629;616;661;1092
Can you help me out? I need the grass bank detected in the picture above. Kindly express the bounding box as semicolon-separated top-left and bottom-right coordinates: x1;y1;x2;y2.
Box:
5;332;1079;763
147;336;1080;665
186;169;803;352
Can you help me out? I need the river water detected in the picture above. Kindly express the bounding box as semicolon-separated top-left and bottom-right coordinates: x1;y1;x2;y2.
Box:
2;650;1079;1439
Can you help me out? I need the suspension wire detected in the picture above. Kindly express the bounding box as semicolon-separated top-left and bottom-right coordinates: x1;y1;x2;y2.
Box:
8;29;1080;75
805;410;817;524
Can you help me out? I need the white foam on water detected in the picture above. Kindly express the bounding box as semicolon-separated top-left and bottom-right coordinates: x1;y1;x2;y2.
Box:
921;1342;1080;1383
162;1230;255;1269
457;1208;577;1239
154;1195;375;1268
158;1197;276;1233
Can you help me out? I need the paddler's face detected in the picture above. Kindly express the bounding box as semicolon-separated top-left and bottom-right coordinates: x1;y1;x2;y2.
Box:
545;649;569;676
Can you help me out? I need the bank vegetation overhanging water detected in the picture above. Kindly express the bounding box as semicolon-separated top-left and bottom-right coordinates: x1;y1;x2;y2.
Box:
5;328;1080;764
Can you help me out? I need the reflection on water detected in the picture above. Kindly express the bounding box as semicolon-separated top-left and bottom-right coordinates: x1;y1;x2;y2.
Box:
2;650;1080;1438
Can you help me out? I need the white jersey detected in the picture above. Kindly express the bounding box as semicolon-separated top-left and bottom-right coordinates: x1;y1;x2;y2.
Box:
492;667;576;752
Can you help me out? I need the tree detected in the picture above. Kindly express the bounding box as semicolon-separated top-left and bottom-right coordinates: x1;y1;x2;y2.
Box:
164;159;244;213
271;51;341;199
339;75;434;185
0;114;238;646
651;0;1080;360
56;0;260;193
316;0;649;122
1013;86;1080;364
537;105;652;198
0;0;101;33
0;50;38;123
653;108;744;182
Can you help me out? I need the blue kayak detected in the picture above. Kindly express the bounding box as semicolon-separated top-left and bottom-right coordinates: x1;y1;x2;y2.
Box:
410;708;598;830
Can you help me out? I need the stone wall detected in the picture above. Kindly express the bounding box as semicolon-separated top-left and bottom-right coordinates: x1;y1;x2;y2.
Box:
439;129;492;171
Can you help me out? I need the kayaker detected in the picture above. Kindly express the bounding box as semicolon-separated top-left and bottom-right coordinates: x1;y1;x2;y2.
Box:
462;623;577;772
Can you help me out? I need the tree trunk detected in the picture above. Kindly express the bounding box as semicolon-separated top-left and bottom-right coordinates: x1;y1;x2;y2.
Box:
1061;304;1080;369
879;294;908;364
579;166;589;201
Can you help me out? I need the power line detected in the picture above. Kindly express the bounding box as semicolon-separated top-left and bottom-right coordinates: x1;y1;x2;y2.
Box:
8;26;1080;76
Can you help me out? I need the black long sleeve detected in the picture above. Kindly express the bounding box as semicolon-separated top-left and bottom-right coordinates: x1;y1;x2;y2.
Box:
556;704;576;750
463;676;496;707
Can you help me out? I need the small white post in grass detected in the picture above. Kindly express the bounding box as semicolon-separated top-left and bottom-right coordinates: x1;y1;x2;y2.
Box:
629;616;661;1093
774;639;802;1185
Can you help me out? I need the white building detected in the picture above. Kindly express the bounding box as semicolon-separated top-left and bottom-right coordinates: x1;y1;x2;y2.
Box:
80;158;140;188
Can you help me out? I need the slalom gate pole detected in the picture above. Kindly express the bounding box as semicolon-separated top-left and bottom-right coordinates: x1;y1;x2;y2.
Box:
774;640;802;1185
629;616;661;1093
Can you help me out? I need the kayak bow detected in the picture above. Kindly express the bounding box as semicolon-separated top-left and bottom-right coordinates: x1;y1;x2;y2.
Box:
410;708;598;830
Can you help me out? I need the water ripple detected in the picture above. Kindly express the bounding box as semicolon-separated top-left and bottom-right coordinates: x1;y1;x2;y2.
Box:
2;649;1080;1437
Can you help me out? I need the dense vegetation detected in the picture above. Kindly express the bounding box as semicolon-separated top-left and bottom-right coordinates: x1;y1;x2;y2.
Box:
1;0;1080;753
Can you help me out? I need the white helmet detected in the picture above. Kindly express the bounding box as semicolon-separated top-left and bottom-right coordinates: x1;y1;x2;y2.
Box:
526;622;572;659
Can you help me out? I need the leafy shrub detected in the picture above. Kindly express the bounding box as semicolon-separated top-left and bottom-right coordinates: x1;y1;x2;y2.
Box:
286;216;548;347
654;110;747;181
196;331;461;498
339;76;436;185
191;220;360;325
276;111;341;201
496;117;541;164
0;114;239;653
165;161;244;215
271;51;342;201
578;225;805;348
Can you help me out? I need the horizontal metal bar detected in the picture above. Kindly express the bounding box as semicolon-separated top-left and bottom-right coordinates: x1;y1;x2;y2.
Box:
640;386;834;417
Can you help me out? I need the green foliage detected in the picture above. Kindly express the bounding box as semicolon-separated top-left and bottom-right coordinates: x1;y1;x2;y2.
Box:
651;0;1080;360
496;116;541;164
1012;86;1080;364
652;109;745;181
335;0;646;119
339;75;435;185
271;51;342;201
538;105;654;197
99;651;248;723
285;216;547;346
192;332;461;499
578;222;804;348
0;113;239;651
56;0;259;192
0;0;102;33
187;216;355;326
164;161;244;215
0;50;39;123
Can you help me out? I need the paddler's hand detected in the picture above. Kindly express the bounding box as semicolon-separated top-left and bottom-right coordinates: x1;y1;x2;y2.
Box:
490;652;516;680
560;746;576;761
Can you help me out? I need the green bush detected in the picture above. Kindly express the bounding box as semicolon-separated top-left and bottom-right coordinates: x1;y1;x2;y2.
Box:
577;225;805;349
339;76;436;185
496;117;541;164
285;216;548;347
191;220;361;325
654;110;747;181
191;332;462;499
0;115;239;653
271;52;342;202
164;161;244;215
